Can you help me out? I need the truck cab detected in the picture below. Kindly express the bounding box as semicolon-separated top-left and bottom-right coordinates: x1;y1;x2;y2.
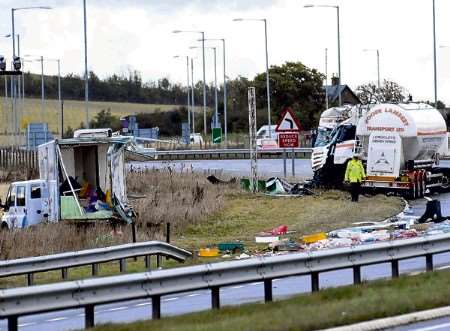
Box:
1;180;50;230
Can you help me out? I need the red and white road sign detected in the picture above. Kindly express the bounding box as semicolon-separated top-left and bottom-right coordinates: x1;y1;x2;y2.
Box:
275;108;302;133
278;132;299;148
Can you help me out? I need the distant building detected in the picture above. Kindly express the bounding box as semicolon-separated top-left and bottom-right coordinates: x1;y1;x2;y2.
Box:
324;76;360;105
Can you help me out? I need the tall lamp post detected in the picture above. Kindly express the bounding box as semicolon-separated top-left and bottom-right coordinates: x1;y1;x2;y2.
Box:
173;55;191;131
233;18;272;136
190;46;218;129
173;30;207;137
363;48;381;88
11;6;52;141
432;0;438;107
304;4;341;106
200;38;228;145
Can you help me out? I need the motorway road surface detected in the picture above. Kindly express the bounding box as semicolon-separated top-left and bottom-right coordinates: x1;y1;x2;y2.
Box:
2;160;450;331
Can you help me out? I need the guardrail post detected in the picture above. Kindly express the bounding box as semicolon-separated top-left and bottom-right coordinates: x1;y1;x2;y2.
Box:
27;273;34;286
311;272;319;292
264;279;273;302
426;254;433;272
391;260;400;278
119;258;127;273
152;295;161;319
8;316;18;331
156;254;161;268
145;255;151;270
61;268;68;280
211;286;220;309
85;304;95;328
353;266;361;284
92;263;99;276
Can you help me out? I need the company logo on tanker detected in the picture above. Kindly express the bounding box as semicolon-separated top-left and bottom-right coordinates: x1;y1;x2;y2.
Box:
365;107;409;132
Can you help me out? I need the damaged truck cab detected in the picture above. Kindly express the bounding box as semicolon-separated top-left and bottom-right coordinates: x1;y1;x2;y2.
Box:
1;129;135;229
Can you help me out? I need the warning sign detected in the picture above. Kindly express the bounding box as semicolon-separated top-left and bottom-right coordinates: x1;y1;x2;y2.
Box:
275;108;302;132
278;132;299;148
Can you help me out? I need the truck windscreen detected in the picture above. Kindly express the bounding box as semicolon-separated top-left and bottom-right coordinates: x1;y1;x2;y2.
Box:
314;128;332;147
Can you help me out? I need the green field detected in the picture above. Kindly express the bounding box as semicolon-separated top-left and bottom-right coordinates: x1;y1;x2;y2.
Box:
0;97;200;135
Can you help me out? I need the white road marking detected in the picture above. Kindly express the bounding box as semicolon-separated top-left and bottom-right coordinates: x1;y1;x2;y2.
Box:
105;307;128;312
18;322;37;327
232;285;244;289
410;322;450;331
46;317;68;322
187;293;200;297
163;297;179;302
437;265;450;270
250;282;263;286
76;313;85;317
135;302;151;307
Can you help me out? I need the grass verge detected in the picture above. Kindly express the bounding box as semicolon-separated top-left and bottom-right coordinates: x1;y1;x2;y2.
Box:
91;269;450;331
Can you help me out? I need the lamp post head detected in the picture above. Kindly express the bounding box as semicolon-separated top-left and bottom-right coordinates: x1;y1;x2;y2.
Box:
172;30;182;33
232;18;243;22
303;4;314;8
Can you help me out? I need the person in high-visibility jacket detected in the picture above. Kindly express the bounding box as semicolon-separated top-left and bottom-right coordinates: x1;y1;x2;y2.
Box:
344;154;366;202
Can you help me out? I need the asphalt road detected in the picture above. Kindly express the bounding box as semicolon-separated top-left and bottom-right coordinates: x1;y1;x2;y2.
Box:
1;160;450;331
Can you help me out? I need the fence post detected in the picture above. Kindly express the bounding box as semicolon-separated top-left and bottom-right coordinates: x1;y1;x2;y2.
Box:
426;254;433;272
7;316;18;331
152;295;161;319
264;279;273;302
211;286;220;309
391;260;400;278
311;272;319;292
353;266;361;284
85;304;95;328
61;268;68;280
27;273;34;286
92;263;99;276
119;259;127;273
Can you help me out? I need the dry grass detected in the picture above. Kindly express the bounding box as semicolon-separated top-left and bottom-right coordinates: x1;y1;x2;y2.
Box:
0;168;237;261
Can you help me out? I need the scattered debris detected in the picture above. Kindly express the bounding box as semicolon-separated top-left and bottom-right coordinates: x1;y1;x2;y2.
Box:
198;247;220;257
266;177;315;196
302;232;327;244
218;242;245;254
207;175;237;185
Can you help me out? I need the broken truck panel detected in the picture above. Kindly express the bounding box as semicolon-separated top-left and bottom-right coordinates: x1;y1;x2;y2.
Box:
1;133;137;229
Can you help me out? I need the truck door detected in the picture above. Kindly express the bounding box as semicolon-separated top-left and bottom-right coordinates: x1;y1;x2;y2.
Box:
333;125;356;165
3;186;17;228
27;184;44;226
4;185;27;228
15;185;27;228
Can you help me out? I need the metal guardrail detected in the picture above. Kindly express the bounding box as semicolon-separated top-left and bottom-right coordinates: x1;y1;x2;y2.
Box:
0;241;191;286
154;148;313;160
1;233;450;330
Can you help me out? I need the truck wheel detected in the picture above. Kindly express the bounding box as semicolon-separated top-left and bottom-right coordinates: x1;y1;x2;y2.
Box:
0;222;8;231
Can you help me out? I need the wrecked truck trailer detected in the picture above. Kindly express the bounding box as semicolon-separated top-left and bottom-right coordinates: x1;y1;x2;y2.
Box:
1;133;135;229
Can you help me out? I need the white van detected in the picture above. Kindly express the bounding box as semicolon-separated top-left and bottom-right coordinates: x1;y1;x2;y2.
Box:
256;125;277;148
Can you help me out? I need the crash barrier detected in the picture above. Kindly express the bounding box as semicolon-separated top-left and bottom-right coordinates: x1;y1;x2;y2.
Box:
2;233;450;331
0;241;191;287
154;148;313;160
0;147;38;172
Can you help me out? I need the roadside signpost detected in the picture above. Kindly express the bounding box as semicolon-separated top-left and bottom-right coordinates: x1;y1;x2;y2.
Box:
275;108;302;177
212;127;222;144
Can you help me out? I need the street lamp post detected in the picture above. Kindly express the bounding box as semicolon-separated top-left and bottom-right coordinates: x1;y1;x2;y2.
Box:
173;30;207;137
363;49;381;88
325;48;329;109
304;4;342;106
432;0;438;107
233;18;272;136
11;5;52;143
83;0;89;128
190;46;218;130
200;38;228;145
174;55;191;130
191;58;195;133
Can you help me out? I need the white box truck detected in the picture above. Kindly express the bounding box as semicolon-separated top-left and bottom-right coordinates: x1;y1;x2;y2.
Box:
1;130;136;229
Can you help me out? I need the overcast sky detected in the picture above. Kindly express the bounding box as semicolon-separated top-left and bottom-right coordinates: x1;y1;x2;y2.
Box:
0;0;449;104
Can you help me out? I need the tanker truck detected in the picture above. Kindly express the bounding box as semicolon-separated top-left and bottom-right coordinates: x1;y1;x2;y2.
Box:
311;103;450;198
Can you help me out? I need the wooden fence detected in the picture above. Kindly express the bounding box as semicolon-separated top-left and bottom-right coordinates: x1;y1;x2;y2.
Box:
0;147;39;172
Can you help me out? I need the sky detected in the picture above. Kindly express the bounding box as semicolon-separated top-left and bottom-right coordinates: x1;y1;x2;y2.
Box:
0;0;449;104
